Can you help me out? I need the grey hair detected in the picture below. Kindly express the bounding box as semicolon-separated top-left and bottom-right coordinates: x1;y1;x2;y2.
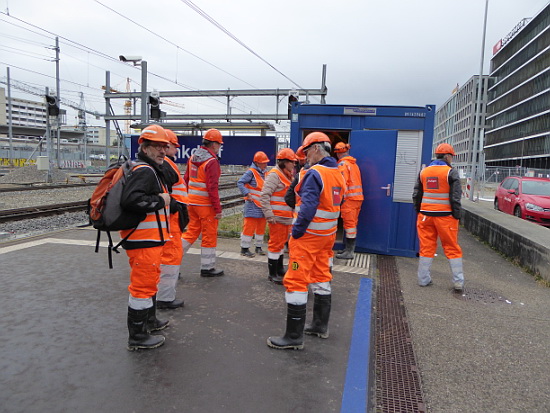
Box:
313;142;331;157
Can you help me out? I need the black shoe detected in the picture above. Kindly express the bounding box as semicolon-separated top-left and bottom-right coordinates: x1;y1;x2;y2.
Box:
255;247;266;256
200;268;225;277
157;298;185;310
268;258;283;285
304;294;331;339
147;297;170;332
240;247;255;258
267;304;306;350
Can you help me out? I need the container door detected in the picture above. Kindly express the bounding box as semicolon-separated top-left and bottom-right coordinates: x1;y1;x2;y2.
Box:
350;130;398;255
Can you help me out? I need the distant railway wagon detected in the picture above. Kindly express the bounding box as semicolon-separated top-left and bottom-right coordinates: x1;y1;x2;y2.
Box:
289;103;436;258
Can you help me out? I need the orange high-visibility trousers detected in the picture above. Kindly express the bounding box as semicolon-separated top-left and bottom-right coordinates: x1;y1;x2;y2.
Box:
126;245;163;298
340;199;362;239
183;205;218;248
242;217;266;238
161;212;184;266
417;214;462;259
267;222;290;259
283;232;335;292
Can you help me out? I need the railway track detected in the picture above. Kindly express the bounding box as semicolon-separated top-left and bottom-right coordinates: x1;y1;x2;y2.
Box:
0;195;245;223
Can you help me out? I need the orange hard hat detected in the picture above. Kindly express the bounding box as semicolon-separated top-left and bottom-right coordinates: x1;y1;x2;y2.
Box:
295;146;306;160
276;148;297;161
204;128;224;144
302;131;330;150
334;142;350;153
435;143;456;156
138;124;169;144
165;129;180;147
253;151;269;163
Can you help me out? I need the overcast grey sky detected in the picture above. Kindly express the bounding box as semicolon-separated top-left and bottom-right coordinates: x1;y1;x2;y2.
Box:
0;0;548;129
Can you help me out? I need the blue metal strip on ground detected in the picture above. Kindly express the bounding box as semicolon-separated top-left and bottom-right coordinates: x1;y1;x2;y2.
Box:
340;277;373;413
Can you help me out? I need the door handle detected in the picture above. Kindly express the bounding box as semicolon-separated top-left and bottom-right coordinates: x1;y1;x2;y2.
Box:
380;184;391;196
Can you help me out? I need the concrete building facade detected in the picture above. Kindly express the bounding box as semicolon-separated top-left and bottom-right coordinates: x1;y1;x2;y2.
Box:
484;4;550;169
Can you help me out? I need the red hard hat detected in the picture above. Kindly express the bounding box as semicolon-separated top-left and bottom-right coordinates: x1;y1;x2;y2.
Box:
204;128;224;144
295;146;306;160
165;129;180;147
302;131;330;150
334;142;350;153
435;143;456;156
138;124;169;144
253;151;269;163
276;148;297;161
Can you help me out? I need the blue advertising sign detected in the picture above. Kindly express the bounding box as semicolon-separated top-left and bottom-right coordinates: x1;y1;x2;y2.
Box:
129;135;277;165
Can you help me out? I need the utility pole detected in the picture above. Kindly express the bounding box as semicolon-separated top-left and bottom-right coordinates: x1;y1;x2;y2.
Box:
45;87;52;183
55;36;61;168
141;61;148;125
6;67;13;166
469;0;489;201
105;71;111;168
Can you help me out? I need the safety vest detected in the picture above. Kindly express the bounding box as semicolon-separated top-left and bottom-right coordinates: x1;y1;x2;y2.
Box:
120;164;169;243
295;164;344;236
187;156;218;206
293;167;309;220
244;168;264;208
338;156;364;201
268;168;294;218
165;157;188;204
419;165;452;213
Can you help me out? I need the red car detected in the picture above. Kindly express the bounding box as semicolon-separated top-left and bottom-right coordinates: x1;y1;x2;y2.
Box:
494;176;550;227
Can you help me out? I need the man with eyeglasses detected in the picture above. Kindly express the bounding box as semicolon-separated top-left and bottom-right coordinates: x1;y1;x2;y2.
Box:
267;132;345;350
119;125;173;351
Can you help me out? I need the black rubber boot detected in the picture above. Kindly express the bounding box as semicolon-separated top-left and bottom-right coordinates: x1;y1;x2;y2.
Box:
336;238;356;260
336;236;347;254
304;294;331;339
255;246;266;256
200;268;224;277
268;258;283;284
157;298;185;310
147;296;169;332
277;255;286;277
267;303;306;350
240;247;255;258
127;307;165;351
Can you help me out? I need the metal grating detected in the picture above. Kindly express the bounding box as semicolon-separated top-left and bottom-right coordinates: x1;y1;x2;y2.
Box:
375;255;426;412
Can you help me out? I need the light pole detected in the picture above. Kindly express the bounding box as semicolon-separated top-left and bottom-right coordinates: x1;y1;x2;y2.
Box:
469;0;489;201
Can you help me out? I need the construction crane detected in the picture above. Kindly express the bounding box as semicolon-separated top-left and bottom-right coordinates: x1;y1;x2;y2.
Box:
0;77;103;119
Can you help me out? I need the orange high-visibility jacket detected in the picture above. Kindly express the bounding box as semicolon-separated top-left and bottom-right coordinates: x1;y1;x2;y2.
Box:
164;157;188;204
120;164;169;243
244;168;264;208
419;165;452;213
267;168;293;219
338;156;364;201
187;157;218;207
295;164;344;236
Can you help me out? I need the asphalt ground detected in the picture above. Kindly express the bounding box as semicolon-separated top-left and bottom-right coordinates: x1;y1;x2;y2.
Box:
0;228;372;413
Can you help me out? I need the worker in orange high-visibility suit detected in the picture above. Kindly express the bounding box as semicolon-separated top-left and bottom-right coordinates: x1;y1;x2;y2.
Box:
237;151;269;257
260;148;297;284
267;132;345;350
182;129;224;277
412;143;464;292
119;125;172;351
333;142;364;260
157;129;189;310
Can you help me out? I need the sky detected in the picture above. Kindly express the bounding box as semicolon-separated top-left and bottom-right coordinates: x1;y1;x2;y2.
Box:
0;0;548;131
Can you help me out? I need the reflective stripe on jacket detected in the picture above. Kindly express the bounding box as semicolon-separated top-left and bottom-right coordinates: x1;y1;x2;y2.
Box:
338;156;364;201
295;163;344;236
268;168;293;218
419;165;452;213
188;157;217;206
244;168;264;208
120;164;169;243
164;157;188;204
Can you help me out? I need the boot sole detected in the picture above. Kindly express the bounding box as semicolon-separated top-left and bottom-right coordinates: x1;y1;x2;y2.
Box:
266;338;304;350
268;277;284;285
304;330;329;339
127;336;165;351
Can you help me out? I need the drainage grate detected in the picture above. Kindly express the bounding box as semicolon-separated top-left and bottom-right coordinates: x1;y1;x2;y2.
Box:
375;255;426;412
453;287;510;305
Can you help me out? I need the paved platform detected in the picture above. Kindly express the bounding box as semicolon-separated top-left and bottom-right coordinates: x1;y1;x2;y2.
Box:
0;228;373;412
